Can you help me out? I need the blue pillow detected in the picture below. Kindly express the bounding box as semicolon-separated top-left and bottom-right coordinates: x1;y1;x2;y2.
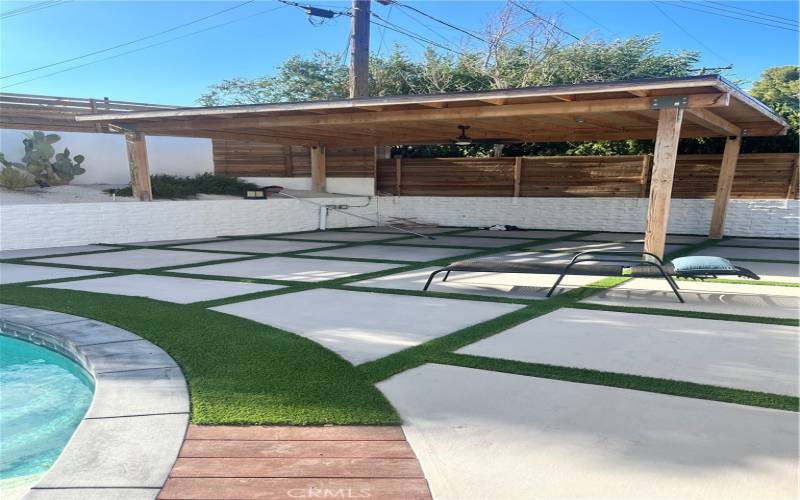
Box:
671;256;737;273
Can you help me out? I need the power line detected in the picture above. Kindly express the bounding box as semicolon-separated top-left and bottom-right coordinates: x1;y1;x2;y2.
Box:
659;2;798;33
370;12;465;55
393;3;454;44
1;5;286;90
375;4;393;56
0;0;71;19
509;0;582;41
703;0;797;25
650;1;731;66
1;1;256;80
560;1;620;37
384;0;489;45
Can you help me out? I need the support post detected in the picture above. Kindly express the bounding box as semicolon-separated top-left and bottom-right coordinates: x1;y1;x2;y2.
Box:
708;135;742;239
513;157;522;197
124;131;152;201
639;154;653;198
311;145;326;192
644;107;684;258
349;0;370;98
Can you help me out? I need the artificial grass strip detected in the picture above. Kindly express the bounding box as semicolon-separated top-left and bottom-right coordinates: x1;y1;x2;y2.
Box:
571;302;799;326
690;278;800;287
432;353;799;412
358;301;560;384
0;284;400;426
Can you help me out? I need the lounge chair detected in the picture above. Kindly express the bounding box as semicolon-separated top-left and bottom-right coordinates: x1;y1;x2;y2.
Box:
422;251;761;303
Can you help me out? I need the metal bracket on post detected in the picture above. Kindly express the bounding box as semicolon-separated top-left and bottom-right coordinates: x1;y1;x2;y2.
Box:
651;96;689;109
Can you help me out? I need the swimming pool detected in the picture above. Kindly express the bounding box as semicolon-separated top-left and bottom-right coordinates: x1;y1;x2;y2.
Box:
0;334;94;493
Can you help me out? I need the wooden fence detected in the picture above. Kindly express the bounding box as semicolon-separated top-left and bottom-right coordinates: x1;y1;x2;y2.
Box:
0;92;175;133
212;140;374;178
376;154;799;199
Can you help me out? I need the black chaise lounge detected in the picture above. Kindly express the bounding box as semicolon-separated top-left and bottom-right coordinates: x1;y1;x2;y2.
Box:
422;251;761;303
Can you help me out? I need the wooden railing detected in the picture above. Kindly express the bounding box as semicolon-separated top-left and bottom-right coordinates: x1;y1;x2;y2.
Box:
0;92;176;132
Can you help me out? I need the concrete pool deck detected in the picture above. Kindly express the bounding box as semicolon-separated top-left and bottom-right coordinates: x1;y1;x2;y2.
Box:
2;229;797;500
379;363;798;500
212;288;522;364
0;306;188;500
458;308;799;395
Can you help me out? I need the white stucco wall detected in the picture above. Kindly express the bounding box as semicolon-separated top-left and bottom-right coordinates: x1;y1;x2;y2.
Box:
240;177;375;196
0;196;796;250
0;129;213;184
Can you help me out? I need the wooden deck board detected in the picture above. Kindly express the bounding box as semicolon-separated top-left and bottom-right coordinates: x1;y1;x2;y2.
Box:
159;426;431;500
180;439;415;458
171;457;425;478
159;478;433;500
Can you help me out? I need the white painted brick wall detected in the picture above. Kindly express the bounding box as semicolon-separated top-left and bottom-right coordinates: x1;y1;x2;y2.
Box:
0;197;378;250
1;196;796;250
377;197;799;238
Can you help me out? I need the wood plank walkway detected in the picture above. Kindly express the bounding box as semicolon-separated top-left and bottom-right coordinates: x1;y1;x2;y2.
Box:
158;425;432;500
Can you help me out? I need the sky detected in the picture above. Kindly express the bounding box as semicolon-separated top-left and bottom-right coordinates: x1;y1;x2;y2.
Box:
1;0;797;106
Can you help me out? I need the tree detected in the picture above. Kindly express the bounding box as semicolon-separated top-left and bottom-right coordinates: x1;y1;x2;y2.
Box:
742;66;798;153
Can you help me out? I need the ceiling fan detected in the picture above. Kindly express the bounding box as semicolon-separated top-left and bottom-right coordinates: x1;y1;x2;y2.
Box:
451;125;517;145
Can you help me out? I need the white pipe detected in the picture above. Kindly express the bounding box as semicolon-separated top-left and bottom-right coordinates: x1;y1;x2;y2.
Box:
319;205;328;231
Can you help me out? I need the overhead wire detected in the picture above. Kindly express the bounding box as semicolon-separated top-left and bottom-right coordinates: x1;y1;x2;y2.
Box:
508;0;582;41
650;1;732;66
702;0;797;26
560;1;620;37
658;2;798;32
384;0;489;45
1;0;256;80
0;4;286;90
0;0;71;19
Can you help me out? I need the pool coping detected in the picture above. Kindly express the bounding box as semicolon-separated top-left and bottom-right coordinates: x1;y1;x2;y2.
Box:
0;304;189;500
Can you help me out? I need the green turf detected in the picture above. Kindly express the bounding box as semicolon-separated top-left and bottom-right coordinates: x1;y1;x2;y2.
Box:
0;284;400;426
3;228;795;423
432;353;799;412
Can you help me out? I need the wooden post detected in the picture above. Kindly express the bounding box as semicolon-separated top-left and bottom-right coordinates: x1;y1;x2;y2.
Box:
708;135;742;239
124;131;152;201
787;157;799;200
639;154;653;198
513;157;522;197
349;0;370;98
643;107;684;258
310;145;326;192
395;157;402;195
493;144;504;158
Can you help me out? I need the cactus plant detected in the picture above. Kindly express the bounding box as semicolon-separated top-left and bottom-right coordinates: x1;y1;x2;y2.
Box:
0;131;87;186
0;153;35;190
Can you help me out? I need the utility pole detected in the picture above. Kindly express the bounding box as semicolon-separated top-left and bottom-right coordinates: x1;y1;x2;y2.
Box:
349;0;371;98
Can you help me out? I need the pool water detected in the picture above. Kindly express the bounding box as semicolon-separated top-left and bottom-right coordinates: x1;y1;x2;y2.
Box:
0;334;94;485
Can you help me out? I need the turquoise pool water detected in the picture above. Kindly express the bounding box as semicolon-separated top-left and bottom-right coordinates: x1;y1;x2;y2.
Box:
0;334;94;484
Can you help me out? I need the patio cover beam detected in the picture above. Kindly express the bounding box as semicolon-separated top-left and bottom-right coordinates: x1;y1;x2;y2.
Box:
124;94;730;133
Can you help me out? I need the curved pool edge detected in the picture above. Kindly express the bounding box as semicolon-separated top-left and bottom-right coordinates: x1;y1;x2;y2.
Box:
0;304;189;500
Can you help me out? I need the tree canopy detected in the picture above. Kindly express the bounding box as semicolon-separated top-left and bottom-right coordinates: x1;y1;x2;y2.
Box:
197;8;796;157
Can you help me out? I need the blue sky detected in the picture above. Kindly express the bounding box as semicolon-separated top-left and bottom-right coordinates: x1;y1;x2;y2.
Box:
1;1;797;106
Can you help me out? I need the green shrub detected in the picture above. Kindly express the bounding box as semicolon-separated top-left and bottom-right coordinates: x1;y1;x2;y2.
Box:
0;164;36;190
113;173;259;200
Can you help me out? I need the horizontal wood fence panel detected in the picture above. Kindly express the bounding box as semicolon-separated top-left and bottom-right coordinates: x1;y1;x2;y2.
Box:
212;141;373;178
378;153;797;199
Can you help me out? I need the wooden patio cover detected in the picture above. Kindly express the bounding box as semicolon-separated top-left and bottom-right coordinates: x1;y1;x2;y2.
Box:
75;75;790;257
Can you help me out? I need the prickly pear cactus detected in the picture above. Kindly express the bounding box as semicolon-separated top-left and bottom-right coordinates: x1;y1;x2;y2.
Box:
1;131;87;186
